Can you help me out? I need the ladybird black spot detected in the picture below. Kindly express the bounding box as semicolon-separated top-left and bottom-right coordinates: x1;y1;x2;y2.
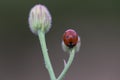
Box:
67;42;75;48
66;36;69;38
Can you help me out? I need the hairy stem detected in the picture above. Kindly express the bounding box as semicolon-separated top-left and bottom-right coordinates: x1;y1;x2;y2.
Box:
38;30;56;80
57;49;75;80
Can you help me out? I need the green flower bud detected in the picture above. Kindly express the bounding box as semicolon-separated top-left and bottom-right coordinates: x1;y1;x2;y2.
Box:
28;4;52;34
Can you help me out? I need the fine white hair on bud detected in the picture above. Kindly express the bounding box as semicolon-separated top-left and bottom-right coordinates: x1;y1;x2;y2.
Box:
28;4;52;35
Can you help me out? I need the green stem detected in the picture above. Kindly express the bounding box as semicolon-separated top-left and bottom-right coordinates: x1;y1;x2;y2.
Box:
57;49;75;80
38;30;56;80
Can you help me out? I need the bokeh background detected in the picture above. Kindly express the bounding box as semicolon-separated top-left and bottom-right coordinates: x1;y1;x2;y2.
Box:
0;0;120;80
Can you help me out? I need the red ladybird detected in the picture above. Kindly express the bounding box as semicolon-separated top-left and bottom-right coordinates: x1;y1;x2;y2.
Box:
63;29;78;48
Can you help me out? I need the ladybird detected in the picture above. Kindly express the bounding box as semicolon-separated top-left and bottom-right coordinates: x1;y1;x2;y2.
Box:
63;29;78;48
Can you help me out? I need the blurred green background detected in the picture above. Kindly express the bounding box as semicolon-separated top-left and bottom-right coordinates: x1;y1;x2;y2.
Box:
0;0;120;80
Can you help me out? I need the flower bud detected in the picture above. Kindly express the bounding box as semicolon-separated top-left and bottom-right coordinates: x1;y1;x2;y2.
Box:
62;29;81;53
28;4;52;34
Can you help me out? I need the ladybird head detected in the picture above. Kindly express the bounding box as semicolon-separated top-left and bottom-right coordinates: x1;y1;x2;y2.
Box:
63;29;78;48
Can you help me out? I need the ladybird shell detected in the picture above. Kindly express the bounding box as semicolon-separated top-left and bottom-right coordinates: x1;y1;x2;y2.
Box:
63;29;78;48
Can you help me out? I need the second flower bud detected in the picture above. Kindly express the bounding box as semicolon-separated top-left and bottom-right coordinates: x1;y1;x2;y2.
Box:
28;4;52;35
